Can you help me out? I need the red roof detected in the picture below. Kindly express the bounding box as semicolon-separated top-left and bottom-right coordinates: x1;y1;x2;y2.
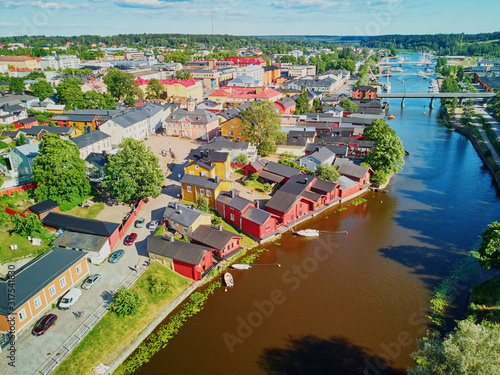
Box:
226;56;266;65
209;86;281;100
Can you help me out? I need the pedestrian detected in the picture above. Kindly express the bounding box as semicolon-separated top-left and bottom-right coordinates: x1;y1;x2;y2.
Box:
134;264;138;273
77;310;82;319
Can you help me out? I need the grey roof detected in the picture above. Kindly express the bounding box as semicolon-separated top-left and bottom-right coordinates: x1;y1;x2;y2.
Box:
203;136;250;151
264;161;302;178
216;190;254;211
258;170;285;183
306;144;348;156
110;103;164;128
18;116;38;124
1;130;20;138
287;131;315;147
51;113;97;122
249;159;267;171
190;225;242;251
52;231;108;252
21;126;75;136
241;205;272;225
311;178;338;193
354;86;377;92
276;96;296;109
147;236;210;265
28;199;59;215
301;190;323;202
0;248;86;315
336;161;370;179
306;147;336;163
72;130;110;149
14;142;39;157
265;190;301;213
163;202;210;228
186;159;215;171
167;108;218;124
42;212;119;237
188;149;229;163
180;174;221;190
279;174;314;195
341;117;380;126
337;175;359;190
218;108;241;121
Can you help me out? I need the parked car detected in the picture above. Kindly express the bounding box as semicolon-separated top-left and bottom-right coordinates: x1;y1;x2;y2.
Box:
148;220;159;230
124;233;138;246
109;249;124;263
32;314;57;336
81;274;101;290
58;288;82;310
135;218;145;228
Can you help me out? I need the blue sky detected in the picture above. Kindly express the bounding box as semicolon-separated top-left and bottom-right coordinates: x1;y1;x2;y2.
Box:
0;0;498;38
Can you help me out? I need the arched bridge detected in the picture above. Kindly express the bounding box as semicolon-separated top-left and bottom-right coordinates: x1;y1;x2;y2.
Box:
377;92;496;108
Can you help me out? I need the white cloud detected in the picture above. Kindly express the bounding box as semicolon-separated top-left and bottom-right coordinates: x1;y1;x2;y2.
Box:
113;0;189;7
0;1;90;10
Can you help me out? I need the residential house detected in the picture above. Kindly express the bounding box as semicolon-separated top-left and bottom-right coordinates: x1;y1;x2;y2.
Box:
162;202;212;237
147;236;213;281
164;101;219;141
202;136;257;162
14;116;38;129
196;100;223;112
243;158;267;177
52;231;111;265
257;161;303;185
276;130;315;156
42;212;121;249
19;125;77;141
310;178;340;205
80;79;107;95
71;130;112;160
274;97;296;115
352;86;378;99
0;249;88;335
51;113;98;133
240;205;281;240
337;175;363;198
0;92;38;108
6;143;39;181
190;225;242;259
305;143;349;158
219;112;246;141
180;174;233;209
29;101;66;114
208;86;282;107
99;103;166;145
25;199;59;219
0;104;27;125
216;189;256;227
284;76;338;94
334;159;371;186
297;146;336;172
186;149;231;180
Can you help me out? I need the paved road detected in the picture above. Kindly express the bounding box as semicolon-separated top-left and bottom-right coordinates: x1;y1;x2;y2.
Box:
470;106;500;166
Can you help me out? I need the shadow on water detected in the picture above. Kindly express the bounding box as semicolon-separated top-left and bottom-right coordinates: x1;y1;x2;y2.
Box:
258;335;405;375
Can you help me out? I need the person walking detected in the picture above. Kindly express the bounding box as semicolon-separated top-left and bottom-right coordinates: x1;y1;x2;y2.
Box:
134;264;138;273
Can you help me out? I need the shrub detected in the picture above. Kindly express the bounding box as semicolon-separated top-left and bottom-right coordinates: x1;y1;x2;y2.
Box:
262;183;272;192
250;173;259;181
196;196;209;212
235;153;248;165
110;287;142;317
212;216;222;226
154;226;164;236
148;273;171;296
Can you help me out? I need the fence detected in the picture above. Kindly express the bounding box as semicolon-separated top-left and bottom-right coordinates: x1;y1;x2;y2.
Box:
118;199;144;238
4;206;26;218
0;182;37;196
35;261;151;375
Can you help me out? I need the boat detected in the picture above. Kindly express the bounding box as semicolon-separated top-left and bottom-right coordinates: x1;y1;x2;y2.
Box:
224;272;234;287
295;229;320;237
383;81;391;92
388;115;396;120
231;264;252;270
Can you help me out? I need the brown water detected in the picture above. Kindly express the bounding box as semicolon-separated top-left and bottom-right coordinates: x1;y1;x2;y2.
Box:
133;55;500;375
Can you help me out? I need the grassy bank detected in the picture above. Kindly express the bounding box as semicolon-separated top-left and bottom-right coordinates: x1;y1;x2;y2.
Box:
469;275;500;324
52;263;190;375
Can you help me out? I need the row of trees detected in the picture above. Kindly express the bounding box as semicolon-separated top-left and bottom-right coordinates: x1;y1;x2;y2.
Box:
55;77;117;110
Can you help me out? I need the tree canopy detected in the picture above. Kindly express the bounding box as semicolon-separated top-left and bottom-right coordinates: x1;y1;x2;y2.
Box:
103;138;163;202
478;221;500;270
30;80;54;101
241;100;286;156
315;163;339;182
147;78;165;99
104;68;142;102
294;89;312;114
32;133;90;203
339;98;359;110
110;287;142;317
8;77;25;91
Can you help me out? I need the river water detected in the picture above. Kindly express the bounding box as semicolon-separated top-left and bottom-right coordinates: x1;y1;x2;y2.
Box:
134;53;500;374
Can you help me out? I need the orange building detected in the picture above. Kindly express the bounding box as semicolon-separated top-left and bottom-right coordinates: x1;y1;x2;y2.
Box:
0;248;89;335
264;66;281;85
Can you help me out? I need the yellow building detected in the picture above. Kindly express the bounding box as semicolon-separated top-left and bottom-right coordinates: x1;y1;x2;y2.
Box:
0;55;40;70
164;78;203;101
180;174;233;209
219;116;248;142
162;201;212;236
187;149;231;180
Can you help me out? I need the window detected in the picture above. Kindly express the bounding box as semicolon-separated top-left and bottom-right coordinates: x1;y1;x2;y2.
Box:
230;213;235;221
266;225;271;232
18;308;27;322
195;165;199;169
230;131;234;136
206;190;211;197
75;264;82;275
48;285;56;297
231;124;234;128
189;171;194;175
183;227;189;234
33;296;42;309
59;276;66;288
187;186;192;193
201;172;207;177
200;189;205;195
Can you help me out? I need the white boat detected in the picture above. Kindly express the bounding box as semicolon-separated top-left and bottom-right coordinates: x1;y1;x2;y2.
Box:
383;81;391;92
295;229;320;237
231;264;252;270
224;272;234;287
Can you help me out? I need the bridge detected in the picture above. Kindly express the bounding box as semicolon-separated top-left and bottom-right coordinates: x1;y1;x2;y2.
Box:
377;92;496;108
379;60;435;67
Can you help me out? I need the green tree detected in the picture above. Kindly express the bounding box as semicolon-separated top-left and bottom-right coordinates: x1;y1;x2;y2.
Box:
103;138;163;202
294;89;312;115
147;78;165;99
409;320;500;375
56;77;84;109
461;99;474;125
8;77;25;91
355;75;370;88
123;96;136;107
15;133;26;146
26;71;46;80
478;221;500;269
110;287;142;317
196;196;209;212
174;70;192;80
30;80;54;101
250;172;259;181
212;215;222;226
262;182;272;192
456;66;465;82
32;134;90;204
104;67;142;101
241;100;286;156
441;76;460;93
339;98;359;110
11;213;43;237
315;163;339;182
235;153;248;165
82;90;117;110
363;118;396;140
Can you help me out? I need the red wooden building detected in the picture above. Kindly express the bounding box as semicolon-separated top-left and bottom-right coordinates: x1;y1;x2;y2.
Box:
190;225;242;259
147;236;213;281
335;161;371;186
216;190;255;227
352;86;378;99
240;206;281;240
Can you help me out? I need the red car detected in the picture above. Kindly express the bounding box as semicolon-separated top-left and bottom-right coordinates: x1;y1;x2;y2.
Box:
32;314;57;336
124;233;138;245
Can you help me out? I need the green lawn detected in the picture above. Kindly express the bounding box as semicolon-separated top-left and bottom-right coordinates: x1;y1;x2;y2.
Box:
0;226;53;263
64;202;105;220
52;262;191;375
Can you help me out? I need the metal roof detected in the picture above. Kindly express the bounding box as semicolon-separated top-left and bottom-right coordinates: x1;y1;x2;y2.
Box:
190;225;242;250
180;174;221;190
71;130;110;149
147;236;210;265
264;161;302;178
241;205;272;226
52;231;108;252
336;161;370;179
163;202;210;228
188;148;229;163
311;178;338;193
42;212;119;237
258;170;285;184
265;190;301;214
279;175;314;195
28;199;59;215
216;190;254;211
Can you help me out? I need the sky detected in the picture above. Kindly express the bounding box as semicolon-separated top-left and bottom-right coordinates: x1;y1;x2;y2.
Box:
0;0;498;38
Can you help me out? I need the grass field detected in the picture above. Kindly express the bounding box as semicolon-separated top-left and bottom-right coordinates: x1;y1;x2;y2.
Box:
52;262;191;375
0;226;53;263
64;202;105;220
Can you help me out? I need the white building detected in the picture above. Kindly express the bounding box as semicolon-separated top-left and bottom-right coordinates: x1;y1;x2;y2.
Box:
233;64;264;86
40;54;80;70
71;130;113;160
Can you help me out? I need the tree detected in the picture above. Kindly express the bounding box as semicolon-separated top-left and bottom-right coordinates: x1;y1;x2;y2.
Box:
235;153;248;165
339;98;359;110
478;221;500;269
294;89;312;115
30;80;54;101
11;213;43;237
409;320;500;375
147;78;165;99
83;90;117;110
56;77;84;109
363;118;396;140
104;67;142;101
32;133;90;203
174;70;192;80
456;66;465;82
241;100;286;156
196;196;209;212
355;75;370;88
26;71;46;80
461;99;474;125
441;76;460;93
103;138;163;202
8;77;25;91
250;172;259;181
316;163;339;182
15;133;26;146
110;287;142;317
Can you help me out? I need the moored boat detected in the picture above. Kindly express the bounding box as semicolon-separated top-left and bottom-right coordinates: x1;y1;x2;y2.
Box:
224;272;234;287
231;264;252;270
388;115;396;120
295;229;320;237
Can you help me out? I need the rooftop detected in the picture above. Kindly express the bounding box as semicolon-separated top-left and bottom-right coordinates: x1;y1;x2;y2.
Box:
147;236;210;265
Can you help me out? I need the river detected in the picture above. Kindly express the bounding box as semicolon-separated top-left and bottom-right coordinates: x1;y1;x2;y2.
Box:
133;53;500;374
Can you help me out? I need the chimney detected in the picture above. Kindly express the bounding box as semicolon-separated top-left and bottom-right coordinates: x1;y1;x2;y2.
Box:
174;202;178;210
231;189;235;198
316;146;320;152
215;175;220;183
304;177;308;184
169;234;175;242
218;224;222;231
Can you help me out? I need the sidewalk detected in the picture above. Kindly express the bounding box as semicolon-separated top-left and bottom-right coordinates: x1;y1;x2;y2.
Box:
471;106;500;165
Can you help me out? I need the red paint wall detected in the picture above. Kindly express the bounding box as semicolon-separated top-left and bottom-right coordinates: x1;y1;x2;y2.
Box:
0;183;37;196
241;215;279;239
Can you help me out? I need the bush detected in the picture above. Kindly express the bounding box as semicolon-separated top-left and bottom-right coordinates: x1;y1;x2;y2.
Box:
154;226;164;236
235;153;248;165
371;170;388;186
148;273;171;296
212;216;222;226
196;196;209;212
110;287;142;317
262;183;272;192
250;173;259;181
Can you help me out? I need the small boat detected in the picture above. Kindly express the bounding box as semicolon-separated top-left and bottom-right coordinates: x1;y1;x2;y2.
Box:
231;264;252;270
388;115;396;120
295;229;320;237
224;272;234;288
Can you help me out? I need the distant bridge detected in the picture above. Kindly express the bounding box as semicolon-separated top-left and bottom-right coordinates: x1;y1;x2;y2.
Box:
379;61;435;66
377;92;496;108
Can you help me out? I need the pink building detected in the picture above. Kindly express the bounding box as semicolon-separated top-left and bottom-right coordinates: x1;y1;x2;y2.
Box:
164;100;220;141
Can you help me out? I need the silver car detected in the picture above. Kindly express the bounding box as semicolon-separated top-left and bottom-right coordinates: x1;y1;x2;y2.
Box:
148;220;159;230
81;274;101;290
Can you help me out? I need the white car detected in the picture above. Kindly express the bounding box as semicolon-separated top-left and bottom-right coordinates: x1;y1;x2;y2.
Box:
148;220;159;230
58;288;82;310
